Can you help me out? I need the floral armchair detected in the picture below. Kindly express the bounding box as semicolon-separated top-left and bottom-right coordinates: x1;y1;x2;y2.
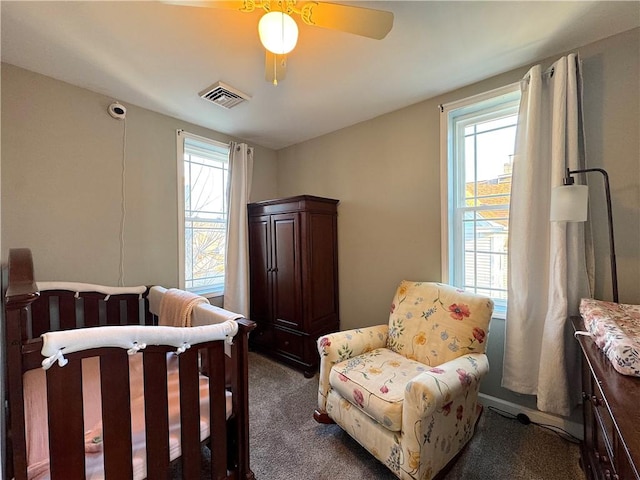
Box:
315;281;494;480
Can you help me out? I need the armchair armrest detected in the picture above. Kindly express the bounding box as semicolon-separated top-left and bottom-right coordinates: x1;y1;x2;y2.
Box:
403;353;489;423
399;353;489;478
316;325;389;413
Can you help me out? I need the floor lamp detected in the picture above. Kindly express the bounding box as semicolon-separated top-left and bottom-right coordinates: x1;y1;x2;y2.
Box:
550;167;618;303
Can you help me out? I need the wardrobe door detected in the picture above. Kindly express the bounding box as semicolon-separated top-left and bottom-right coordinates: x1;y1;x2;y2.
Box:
271;213;302;330
248;215;272;346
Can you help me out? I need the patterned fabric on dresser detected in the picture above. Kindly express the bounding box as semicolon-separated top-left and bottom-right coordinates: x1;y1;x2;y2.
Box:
317;281;494;480
579;298;640;376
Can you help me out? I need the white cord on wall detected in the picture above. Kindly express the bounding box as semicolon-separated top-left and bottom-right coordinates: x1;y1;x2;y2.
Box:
118;117;127;287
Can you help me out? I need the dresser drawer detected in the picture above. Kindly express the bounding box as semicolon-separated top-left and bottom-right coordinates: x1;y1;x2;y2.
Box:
573;316;640;480
592;385;616;465
249;323;274;349
274;326;304;360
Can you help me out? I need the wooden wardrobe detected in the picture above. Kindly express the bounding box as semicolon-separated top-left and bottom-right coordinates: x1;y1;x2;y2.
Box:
247;195;339;377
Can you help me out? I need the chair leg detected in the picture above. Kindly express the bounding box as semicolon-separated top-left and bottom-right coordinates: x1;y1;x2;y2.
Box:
313;409;335;424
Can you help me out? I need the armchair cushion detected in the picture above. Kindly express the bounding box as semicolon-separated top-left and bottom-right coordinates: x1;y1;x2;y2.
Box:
329;347;429;431
388;281;493;365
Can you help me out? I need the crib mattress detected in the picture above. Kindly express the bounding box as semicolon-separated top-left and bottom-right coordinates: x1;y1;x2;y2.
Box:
23;353;232;480
579;298;640;377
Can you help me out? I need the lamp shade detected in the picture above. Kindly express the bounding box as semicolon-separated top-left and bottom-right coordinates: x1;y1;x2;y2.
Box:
258;12;298;55
550;184;588;222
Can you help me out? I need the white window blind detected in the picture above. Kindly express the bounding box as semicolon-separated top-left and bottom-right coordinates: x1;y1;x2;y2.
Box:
440;85;520;317
177;131;230;296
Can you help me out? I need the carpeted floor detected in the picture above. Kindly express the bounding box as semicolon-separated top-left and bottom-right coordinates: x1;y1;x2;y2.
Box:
247;351;585;480
175;351;585;479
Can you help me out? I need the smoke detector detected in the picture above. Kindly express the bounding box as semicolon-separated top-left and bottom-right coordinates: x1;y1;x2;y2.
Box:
199;82;251;109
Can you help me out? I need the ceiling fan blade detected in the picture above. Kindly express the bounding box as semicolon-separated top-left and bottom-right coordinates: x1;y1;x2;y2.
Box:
299;2;393;40
265;51;287;85
160;1;258;12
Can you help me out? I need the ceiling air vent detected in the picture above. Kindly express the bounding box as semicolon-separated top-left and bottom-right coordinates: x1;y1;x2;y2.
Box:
199;81;251;109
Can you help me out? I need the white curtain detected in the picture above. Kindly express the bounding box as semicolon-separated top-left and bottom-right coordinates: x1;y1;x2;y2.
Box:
503;54;592;416
223;142;254;317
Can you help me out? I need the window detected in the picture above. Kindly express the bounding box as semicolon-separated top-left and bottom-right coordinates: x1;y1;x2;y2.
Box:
177;130;230;296
441;85;520;317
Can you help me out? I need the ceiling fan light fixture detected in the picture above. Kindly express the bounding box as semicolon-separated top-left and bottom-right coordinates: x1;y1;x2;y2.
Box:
258;11;298;55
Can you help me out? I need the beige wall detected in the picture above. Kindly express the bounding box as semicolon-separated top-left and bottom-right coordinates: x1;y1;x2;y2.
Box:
1;64;278;287
277;28;640;412
279;27;640;323
2;28;638;419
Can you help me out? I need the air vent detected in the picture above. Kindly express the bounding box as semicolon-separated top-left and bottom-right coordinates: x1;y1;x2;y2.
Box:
199;82;251;109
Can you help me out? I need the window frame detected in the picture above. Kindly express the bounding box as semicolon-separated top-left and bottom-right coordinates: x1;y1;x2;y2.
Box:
440;83;521;318
176;130;230;298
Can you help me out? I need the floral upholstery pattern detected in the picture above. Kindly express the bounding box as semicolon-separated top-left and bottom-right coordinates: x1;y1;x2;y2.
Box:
579;298;640;376
317;281;493;480
388;281;493;365
329;347;429;431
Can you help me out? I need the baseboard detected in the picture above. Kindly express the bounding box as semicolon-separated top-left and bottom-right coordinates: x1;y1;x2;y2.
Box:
478;393;583;440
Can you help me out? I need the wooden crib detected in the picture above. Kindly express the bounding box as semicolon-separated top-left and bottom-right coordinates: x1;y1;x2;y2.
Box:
3;248;256;480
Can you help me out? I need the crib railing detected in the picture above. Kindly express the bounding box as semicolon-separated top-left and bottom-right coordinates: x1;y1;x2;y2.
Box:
3;248;256;480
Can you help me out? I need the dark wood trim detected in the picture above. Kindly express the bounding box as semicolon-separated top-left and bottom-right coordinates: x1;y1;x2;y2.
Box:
572;315;640;480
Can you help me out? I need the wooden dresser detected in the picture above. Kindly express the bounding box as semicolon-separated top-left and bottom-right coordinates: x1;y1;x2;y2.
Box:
248;195;339;377
572;316;640;480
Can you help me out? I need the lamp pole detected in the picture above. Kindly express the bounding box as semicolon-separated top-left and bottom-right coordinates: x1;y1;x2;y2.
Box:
563;167;618;303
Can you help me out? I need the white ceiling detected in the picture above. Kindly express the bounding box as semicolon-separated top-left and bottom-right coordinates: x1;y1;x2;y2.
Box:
2;1;639;150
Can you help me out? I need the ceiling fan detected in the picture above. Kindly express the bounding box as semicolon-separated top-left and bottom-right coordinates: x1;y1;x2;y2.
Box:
162;1;394;85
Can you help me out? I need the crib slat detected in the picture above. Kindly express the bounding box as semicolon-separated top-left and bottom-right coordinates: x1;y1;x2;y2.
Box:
80;293;101;327
179;348;202;478
126;296;140;325
207;342;228;480
46;358;86;479
106;298;121;325
31;293;51;337
143;294;154;325
58;292;77;330
100;350;134;479
143;349;170;478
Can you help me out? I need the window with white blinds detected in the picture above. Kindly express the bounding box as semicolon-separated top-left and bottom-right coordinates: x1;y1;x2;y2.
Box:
177;131;230;296
441;85;520;318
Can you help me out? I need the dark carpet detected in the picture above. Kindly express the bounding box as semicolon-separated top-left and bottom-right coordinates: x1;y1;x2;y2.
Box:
174;351;584;479
247;352;584;480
